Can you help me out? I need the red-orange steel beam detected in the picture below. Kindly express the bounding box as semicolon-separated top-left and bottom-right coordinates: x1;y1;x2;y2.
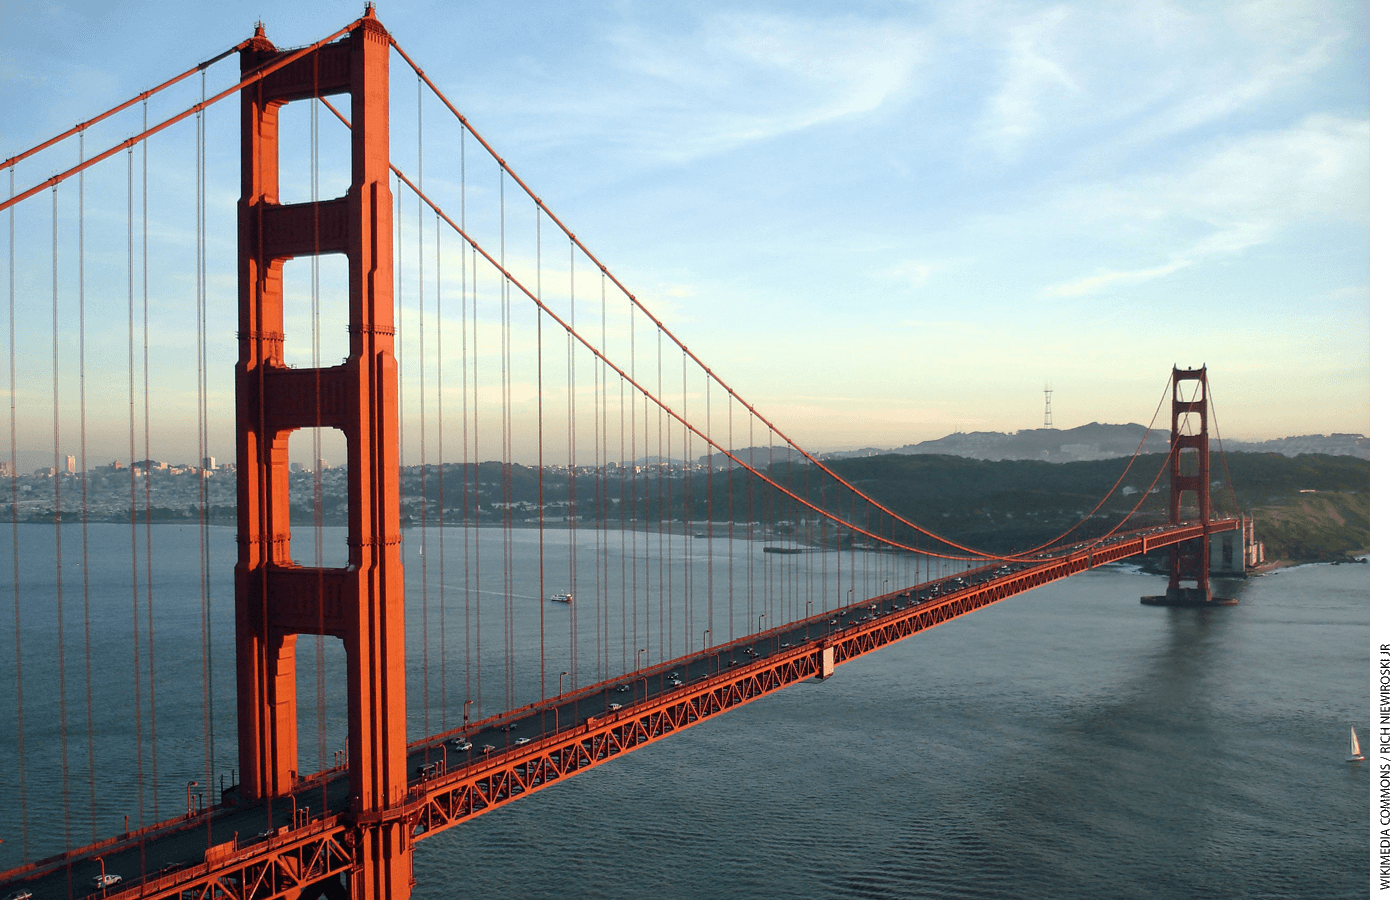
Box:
0;42;250;174
403;519;1239;839
89;824;355;900
0;23;361;216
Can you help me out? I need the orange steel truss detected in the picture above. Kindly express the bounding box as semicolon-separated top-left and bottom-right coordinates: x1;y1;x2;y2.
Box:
100;826;356;900
234;9;409;897
402;520;1238;838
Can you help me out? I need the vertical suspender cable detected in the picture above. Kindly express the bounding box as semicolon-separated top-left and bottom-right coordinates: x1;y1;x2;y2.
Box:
142;99;160;820
680;356;688;656
628;301;636;663
598;274;606;680
642;326;649;662
568;244;577;689
467;123;478;727
125;146;147;843
395;174;405;696
536;204;545;702
705;377;713;650
472;248;481;717
727;393;734;644
417;75;430;739
593;343;601;682
312;72;328;777
436;218;446;733
656;329;666;658
500;165;513;711
618;323;626;661
197;70;216;827
8;160;31;862
599;278;604;680
51;184;71;856
617;304;626;666
78;131;99;844
747;413;754;636
395;172;406;722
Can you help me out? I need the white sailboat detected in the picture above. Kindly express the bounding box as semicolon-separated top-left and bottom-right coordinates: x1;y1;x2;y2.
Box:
1346;726;1365;762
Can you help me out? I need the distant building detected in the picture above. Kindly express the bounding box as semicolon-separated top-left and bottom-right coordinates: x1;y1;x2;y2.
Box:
202;456;216;471
0;461;13;478
1210;517;1264;574
65;454;76;475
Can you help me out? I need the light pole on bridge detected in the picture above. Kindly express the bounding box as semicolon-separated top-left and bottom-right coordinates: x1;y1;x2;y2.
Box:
555;671;568;733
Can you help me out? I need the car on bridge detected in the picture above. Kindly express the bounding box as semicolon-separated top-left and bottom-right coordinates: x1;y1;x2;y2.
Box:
92;873;122;889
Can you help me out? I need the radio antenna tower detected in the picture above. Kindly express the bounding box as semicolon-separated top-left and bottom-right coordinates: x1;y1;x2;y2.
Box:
1043;382;1053;428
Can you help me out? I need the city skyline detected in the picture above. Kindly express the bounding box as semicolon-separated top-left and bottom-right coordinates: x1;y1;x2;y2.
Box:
0;0;1371;467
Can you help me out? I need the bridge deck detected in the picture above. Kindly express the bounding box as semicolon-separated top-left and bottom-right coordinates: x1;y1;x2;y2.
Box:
0;520;1238;900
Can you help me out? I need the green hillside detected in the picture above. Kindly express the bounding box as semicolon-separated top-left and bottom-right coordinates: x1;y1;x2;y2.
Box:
774;452;1368;563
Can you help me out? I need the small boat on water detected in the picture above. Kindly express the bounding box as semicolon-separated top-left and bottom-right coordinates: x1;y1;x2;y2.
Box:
550;592;574;604
1347;726;1365;762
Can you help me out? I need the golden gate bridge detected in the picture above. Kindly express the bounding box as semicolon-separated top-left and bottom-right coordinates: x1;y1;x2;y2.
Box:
1;9;1243;898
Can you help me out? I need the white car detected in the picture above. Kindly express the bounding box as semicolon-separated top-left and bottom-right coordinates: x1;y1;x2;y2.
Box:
92;873;123;889
608;702;624;711
451;739;472;752
513;736;531;746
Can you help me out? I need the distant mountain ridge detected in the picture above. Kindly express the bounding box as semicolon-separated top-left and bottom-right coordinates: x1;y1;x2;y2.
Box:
817;424;1368;464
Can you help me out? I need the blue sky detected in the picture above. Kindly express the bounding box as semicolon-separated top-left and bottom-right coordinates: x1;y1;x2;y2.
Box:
0;0;1371;459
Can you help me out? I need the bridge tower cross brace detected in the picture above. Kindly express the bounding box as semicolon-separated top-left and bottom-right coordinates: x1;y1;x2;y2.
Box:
1167;365;1211;603
235;10;411;898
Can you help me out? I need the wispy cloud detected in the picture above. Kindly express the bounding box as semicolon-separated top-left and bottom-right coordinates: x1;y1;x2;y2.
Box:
974;5;1080;160
576;9;935;162
1041;113;1367;298
967;0;1355;164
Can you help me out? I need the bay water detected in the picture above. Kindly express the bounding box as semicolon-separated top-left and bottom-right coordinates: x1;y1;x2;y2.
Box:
0;524;1368;897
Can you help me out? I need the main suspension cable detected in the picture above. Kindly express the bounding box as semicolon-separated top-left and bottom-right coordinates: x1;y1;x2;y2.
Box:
388;35;1013;562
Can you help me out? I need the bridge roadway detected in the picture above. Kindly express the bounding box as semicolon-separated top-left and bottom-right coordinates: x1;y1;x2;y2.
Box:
0;519;1238;900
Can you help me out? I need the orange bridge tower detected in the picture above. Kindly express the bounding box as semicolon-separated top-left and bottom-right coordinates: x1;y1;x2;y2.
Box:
234;9;410;897
1165;365;1214;604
